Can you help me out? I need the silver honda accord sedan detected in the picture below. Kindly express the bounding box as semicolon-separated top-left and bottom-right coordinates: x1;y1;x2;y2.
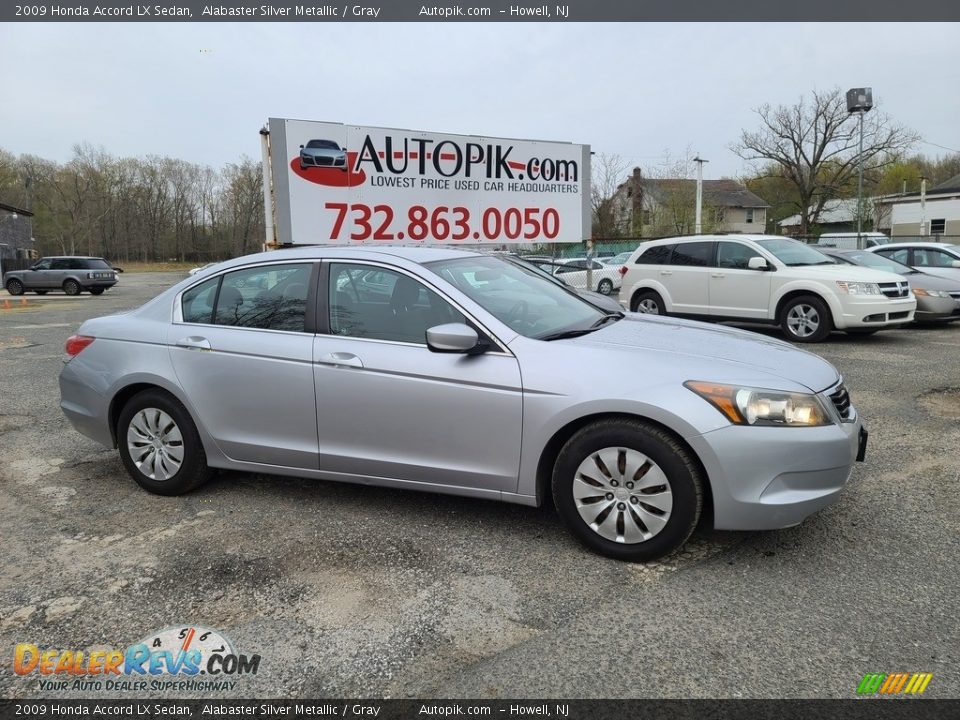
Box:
59;246;867;561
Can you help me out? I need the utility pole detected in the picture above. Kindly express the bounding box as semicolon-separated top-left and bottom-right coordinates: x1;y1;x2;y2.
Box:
919;175;928;237
693;156;708;234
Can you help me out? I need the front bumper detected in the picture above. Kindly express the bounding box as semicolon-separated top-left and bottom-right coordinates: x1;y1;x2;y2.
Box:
687;413;864;531
834;296;915;329
914;294;960;322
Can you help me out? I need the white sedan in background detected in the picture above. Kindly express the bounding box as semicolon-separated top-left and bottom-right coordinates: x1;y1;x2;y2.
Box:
552;258;623;296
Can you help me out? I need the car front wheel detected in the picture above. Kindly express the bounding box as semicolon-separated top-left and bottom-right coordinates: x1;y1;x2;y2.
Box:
117;390;214;496
6;279;24;296
781;295;832;343
552;419;703;562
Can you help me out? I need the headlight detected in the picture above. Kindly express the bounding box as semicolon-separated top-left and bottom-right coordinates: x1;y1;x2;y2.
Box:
684;381;832;427
913;288;950;298
836;281;881;295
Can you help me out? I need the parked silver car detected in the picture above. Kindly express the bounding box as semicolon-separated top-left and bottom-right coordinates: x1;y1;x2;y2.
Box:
5;256;118;296
60;247;866;561
298;139;347;170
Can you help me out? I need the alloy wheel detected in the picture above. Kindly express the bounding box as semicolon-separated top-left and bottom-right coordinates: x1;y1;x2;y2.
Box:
126;408;184;481
573;447;673;544
786;303;820;338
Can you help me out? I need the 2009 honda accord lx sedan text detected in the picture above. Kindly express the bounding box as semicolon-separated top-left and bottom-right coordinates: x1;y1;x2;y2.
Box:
59;247;867;561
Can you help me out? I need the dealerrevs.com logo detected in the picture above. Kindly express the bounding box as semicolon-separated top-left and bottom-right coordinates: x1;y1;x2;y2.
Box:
14;626;260;692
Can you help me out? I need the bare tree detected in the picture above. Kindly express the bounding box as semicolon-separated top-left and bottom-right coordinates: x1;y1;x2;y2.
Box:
731;88;918;234
590;152;629;238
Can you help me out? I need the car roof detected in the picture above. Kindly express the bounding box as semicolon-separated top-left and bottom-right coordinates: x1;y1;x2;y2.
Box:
634;234;784;247
41;255;105;260
874;241;955;249
229;245;485;268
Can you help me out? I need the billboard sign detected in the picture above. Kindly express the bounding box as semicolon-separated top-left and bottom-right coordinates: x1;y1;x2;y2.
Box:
267;118;590;245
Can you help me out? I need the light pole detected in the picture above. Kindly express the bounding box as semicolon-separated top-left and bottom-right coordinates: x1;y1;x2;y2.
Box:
693;156;708;234
846;88;873;249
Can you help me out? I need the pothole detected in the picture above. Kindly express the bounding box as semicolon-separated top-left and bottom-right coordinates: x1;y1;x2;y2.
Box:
918;387;960;419
0;414;31;433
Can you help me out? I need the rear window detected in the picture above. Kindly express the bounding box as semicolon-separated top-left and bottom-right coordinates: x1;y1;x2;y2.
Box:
82;259;112;270
636;244;674;265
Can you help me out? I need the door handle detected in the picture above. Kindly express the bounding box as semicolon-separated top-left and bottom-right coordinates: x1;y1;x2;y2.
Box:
711;273;725;278
319;352;364;369
660;270;673;276
176;336;211;351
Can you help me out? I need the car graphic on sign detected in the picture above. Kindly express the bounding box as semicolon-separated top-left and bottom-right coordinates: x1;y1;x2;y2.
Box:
299;139;347;171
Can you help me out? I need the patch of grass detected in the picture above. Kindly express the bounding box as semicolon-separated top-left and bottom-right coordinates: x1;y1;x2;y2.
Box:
118;261;208;273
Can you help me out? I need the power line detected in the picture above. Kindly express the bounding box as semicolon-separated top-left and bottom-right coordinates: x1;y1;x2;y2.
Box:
919;139;960;154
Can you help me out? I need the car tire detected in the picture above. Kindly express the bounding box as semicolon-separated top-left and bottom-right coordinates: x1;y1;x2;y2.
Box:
597;278;614;295
117;390;215;496
63;279;81;296
35;290;48;295
552;419;703;562
89;287;105;295
780;295;832;343
5;279;24;296
631;289;665;315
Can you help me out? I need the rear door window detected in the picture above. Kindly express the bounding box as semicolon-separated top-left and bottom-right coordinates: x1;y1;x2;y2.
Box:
214;264;313;332
670;242;715;267
636;244;674;265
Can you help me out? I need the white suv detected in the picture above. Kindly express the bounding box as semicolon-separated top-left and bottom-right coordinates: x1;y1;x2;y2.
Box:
619;234;916;342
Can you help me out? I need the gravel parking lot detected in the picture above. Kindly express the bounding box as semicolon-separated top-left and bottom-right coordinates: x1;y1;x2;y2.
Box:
1;272;957;699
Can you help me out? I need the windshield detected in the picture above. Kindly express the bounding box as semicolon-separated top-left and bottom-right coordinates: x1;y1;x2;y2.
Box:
756;238;835;266
426;255;606;339
306;140;339;149
842;250;914;273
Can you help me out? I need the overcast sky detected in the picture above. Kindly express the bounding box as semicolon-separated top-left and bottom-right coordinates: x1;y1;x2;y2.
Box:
2;22;958;180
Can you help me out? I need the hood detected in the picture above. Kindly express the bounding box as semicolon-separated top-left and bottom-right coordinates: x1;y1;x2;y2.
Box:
792;264;905;284
906;271;960;293
567;314;840;392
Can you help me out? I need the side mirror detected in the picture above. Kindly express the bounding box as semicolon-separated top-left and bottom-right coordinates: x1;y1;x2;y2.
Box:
747;256;769;270
299;144;305;149
426;323;482;354
951;260;960;269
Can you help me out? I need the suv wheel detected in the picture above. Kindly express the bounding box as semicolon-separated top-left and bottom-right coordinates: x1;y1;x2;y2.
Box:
552;419;703;562
781;295;832;343
5;279;24;296
631;290;665;315
597;278;614;295
117;390;215;496
89;287;105;295
63;279;81;296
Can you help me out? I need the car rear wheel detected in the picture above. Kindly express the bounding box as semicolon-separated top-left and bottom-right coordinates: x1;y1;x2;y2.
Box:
5;279;24;296
631;290;665;315
63;279;81;296
597;278;614;295
89;287;105;295
780;295;832;343
117;390;214;496
552;419;703;562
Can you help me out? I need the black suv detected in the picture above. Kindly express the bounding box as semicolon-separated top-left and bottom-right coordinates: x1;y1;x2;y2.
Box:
4;256;118;296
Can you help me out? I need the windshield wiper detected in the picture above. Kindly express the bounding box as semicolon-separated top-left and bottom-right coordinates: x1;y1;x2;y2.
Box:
539;312;623;341
590;311;624;328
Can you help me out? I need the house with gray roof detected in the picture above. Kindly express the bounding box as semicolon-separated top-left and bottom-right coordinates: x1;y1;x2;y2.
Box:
611;168;769;237
0;202;36;268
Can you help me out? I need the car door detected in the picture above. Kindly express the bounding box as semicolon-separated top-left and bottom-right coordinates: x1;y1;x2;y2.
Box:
50;258;75;289
709;241;772;319
908;247;960;282
21;258;51;289
664;241;714;315
315;261;523;492
168;261;320;469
